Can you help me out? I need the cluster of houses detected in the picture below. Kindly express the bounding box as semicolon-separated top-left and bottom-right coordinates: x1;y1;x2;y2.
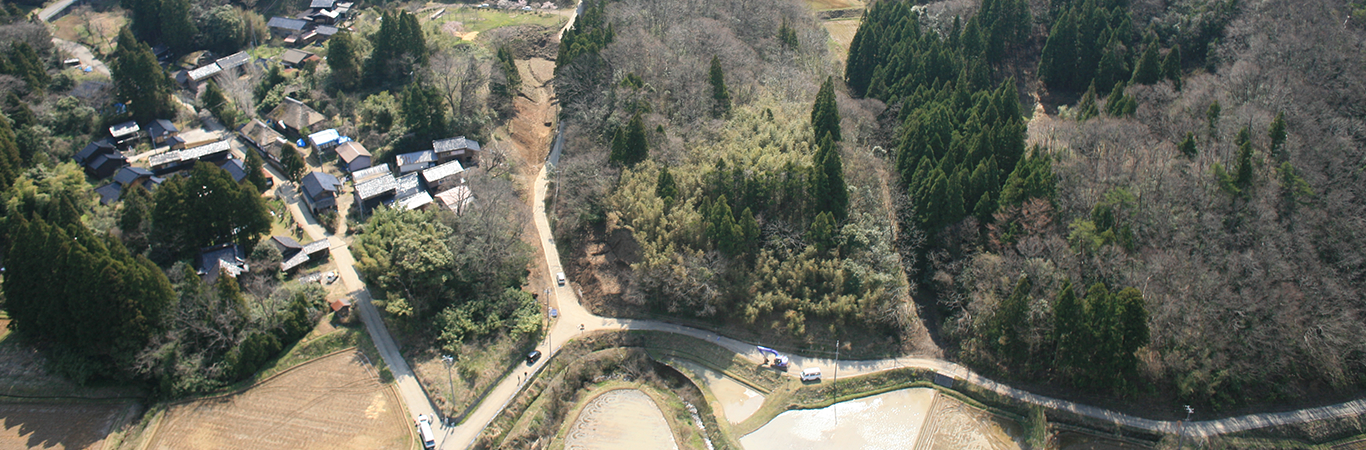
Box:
289;134;480;219
77;118;253;205
266;0;353;48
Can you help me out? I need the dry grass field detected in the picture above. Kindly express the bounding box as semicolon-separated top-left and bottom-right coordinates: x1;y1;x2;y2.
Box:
824;19;862;55
144;350;411;450
805;0;864;11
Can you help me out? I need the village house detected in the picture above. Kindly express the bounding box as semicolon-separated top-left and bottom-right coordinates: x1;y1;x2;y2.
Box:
113;166;157;190
396;150;437;174
350;164;391;184
354;172;397;215
239;119;289;168
197;243;247;284
148;140;232;174
281;49;319;69
109;120;141;147
421;159;465;193
308;128;341;152
271;235;303;258
147;119;180;146
432;136;481;166
300;171;342;213
267;97;326;134
281;238;330;272
336;141;372;172
218;158;248;183
267;17;309;39
74;138;117;165
94;183;123;205
215;51;251;77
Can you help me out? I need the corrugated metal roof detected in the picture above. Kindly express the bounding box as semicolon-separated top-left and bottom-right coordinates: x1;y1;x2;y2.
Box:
215;51;250;70
188;63;222;81
432;136;480;153
267;17;309;31
422;160;464;184
109;121;140;138
355;173;396;200
351;164;391;183
397;150;436;167
397;191;433;211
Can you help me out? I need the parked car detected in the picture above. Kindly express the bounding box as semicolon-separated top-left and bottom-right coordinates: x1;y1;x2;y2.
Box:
800;367;822;381
415;414;436;449
526;350;542;365
556;272;566;286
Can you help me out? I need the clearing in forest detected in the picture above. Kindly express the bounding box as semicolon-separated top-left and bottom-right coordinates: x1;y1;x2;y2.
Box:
144;349;410;450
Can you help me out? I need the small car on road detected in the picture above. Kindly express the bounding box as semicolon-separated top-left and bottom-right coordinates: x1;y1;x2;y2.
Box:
800;367;822;381
526;350;542;365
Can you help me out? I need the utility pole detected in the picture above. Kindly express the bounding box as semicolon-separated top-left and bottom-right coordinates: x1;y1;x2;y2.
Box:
834;339;840;426
1175;405;1193;449
441;355;455;426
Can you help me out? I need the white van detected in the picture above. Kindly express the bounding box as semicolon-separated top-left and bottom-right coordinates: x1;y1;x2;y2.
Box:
800;367;822;381
556;272;566;286
415;414;436;449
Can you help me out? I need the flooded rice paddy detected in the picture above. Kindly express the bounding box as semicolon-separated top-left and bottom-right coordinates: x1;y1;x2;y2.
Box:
740;387;1023;450
671;360;766;424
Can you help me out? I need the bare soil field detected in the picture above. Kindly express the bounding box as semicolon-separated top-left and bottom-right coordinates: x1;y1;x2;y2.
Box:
915;393;1023;450
0;401;135;450
144;350;410;450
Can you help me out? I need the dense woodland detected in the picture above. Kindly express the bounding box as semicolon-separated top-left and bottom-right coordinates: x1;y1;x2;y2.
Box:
548;0;1366;411
845;0;1366;409
552;0;915;349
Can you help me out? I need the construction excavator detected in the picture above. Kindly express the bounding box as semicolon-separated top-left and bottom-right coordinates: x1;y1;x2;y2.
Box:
756;346;789;369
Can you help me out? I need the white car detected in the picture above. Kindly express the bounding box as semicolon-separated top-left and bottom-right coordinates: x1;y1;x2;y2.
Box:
800;367;822;381
556;272;566;286
415;414;436;449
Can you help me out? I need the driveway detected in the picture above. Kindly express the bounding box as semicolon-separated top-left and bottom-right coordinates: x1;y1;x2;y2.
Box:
52;39;109;77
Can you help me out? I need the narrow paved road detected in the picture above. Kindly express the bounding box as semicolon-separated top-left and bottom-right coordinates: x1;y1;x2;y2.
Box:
37;0;74;21
268;164;446;447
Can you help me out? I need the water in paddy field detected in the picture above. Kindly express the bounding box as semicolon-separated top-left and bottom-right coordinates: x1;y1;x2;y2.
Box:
740;387;1025;450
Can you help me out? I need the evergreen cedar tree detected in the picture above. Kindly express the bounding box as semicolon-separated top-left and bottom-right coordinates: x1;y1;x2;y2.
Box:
656;166;678;210
401;83;447;142
365;10;427;85
708;56;730;117
0;42;49;93
778;18;798;49
280;143;306;182
1178;131;1198;158
4;205;174;381
609;114;647;167
1037;0;1183;94
492;46;521;101
328;32;362;91
0;112;20;190
705;195;759;257
4;92;35;127
244;146;270;192
160;0;197;54
556;0;613;72
810;133;848;222
203;81;237;128
811;77;840;142
111;28;176;124
151;161;270;258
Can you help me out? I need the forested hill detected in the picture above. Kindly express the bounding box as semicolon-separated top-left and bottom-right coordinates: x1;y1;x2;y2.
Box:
850;0;1366;410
